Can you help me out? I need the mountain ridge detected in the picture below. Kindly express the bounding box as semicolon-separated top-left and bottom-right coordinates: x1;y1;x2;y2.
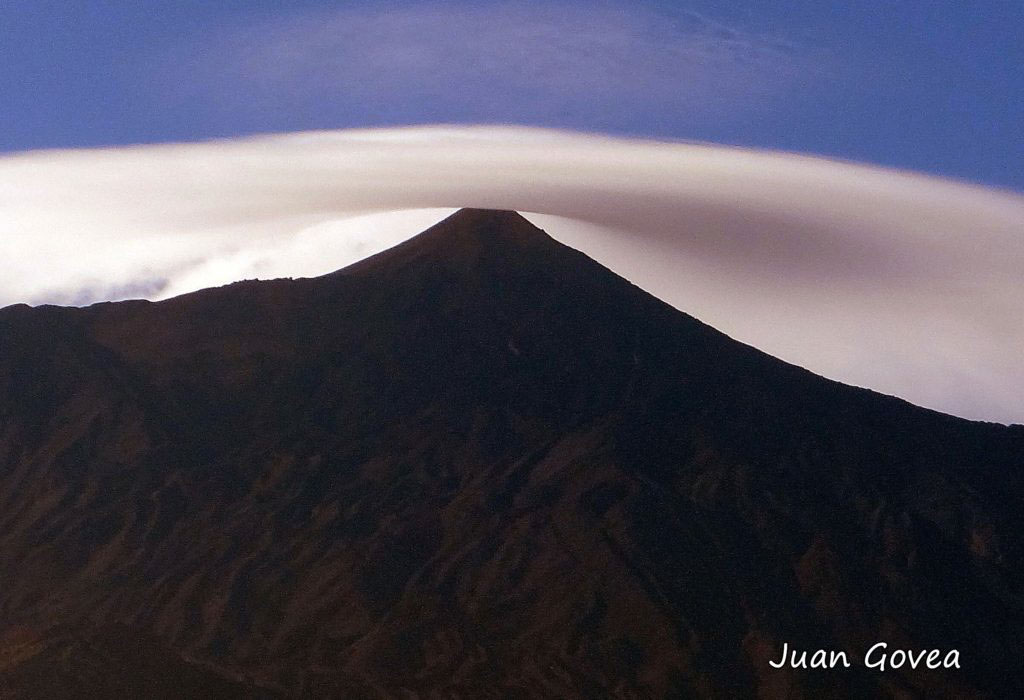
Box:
7;208;1016;428
1;208;1022;697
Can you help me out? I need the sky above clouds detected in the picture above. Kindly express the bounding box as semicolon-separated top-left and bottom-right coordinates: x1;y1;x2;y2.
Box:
1;2;1023;423
2;1;1022;190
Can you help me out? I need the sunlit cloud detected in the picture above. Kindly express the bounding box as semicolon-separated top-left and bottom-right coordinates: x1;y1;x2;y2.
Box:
2;126;1022;423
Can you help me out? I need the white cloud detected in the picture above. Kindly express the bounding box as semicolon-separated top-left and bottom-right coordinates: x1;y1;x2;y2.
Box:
2;126;1023;424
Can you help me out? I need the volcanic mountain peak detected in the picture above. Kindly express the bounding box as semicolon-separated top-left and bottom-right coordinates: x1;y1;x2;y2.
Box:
1;208;1023;697
424;207;549;244
338;208;556;277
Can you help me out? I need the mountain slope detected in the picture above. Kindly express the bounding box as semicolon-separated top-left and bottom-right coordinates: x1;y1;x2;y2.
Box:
1;209;1022;698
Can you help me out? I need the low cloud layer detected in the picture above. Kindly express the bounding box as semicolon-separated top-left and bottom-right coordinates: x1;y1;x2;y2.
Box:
2;127;1023;423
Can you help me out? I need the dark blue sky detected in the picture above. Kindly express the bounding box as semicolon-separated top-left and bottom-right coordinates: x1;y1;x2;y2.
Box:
3;0;1022;191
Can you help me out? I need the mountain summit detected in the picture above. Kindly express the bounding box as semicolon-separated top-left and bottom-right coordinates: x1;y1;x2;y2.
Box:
404;207;551;246
1;210;1022;697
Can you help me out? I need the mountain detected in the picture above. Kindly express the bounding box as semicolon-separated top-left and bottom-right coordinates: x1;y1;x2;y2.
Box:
1;208;1022;698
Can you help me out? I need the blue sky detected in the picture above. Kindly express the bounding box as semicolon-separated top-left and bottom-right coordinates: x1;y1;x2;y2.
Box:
2;1;1022;191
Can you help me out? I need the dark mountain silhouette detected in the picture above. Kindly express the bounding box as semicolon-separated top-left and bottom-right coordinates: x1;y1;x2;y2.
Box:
1;208;1022;698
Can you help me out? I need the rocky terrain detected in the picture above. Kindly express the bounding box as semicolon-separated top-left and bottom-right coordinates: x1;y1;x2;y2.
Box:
1;209;1022;697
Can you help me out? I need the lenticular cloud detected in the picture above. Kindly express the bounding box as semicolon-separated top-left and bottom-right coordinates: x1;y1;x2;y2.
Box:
2;126;1023;423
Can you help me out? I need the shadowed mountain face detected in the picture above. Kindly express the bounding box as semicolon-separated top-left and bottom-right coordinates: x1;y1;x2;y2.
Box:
1;208;1022;698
